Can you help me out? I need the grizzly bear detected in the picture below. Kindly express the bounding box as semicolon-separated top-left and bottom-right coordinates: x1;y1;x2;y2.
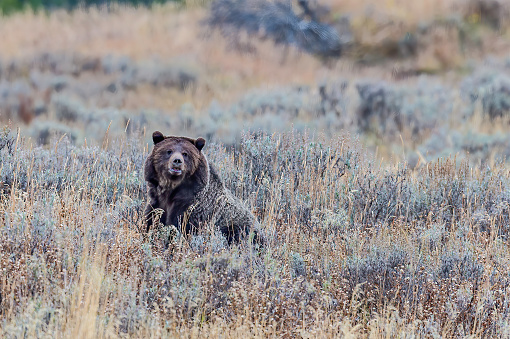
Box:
144;131;262;245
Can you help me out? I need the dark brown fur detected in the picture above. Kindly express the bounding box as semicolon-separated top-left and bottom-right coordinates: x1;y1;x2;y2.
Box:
144;131;262;245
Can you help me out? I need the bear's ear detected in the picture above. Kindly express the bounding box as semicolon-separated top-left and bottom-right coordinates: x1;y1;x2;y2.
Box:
152;131;165;144
195;137;206;151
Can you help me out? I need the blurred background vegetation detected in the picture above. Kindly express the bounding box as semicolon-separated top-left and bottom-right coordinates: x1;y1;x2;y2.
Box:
1;0;509;167
0;0;176;14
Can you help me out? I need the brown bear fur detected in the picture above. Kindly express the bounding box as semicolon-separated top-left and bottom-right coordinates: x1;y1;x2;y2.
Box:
144;131;262;245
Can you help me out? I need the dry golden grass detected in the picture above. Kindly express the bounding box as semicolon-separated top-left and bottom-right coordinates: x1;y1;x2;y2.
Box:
328;0;456;22
1;130;510;337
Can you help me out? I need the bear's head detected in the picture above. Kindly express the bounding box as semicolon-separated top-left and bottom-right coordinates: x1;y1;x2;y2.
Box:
147;131;206;188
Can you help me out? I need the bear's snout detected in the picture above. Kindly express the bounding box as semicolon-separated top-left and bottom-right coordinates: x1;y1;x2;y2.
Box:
172;155;183;166
168;153;184;176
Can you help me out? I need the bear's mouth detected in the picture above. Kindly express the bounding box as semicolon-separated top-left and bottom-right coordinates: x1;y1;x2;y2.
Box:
169;167;183;176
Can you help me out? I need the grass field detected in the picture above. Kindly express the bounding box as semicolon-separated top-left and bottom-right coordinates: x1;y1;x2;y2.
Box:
2;129;510;337
2;1;510;337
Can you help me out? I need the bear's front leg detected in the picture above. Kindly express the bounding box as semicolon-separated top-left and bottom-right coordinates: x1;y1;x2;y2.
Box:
165;209;181;232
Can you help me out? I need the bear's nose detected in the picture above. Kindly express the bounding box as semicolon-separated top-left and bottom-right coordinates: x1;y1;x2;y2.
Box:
173;157;183;166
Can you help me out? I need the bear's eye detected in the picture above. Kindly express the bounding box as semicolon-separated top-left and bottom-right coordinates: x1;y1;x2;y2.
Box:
182;152;188;157
167;150;172;155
